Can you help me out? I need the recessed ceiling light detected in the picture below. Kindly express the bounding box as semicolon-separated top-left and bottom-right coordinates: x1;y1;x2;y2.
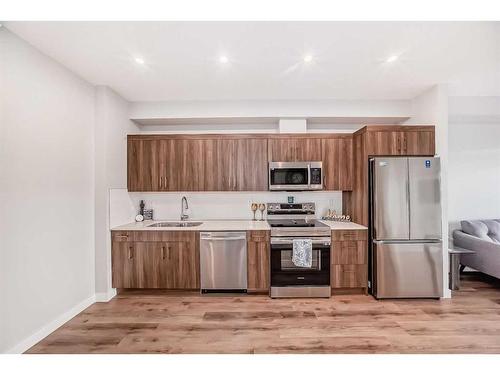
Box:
386;55;399;63
303;55;313;63
134;57;145;65
219;55;229;64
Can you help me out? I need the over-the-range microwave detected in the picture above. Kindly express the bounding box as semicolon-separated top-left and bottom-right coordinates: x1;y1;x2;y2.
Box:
268;161;323;191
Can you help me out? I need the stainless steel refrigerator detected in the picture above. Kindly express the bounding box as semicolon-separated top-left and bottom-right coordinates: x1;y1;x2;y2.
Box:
369;157;443;298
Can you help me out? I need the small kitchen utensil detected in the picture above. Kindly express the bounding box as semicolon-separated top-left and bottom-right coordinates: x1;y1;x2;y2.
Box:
143;209;154;221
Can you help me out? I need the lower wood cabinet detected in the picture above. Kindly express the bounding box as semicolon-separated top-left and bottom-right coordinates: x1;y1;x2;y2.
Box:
246;230;270;292
111;231;199;289
331;230;368;293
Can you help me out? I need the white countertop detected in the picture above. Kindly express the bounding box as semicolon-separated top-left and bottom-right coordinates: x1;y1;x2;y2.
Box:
318;220;368;230
112;219;367;231
111;220;271;232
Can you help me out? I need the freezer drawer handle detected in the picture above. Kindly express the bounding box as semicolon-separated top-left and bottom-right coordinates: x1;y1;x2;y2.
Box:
373;239;442;244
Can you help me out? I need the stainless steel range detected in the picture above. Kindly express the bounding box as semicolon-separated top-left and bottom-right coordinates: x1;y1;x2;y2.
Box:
267;203;331;298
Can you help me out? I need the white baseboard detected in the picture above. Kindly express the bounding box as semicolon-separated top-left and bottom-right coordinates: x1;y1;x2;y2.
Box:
5;295;96;354
95;288;117;302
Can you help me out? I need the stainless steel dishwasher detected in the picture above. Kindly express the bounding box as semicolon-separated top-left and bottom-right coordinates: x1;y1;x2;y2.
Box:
200;232;247;293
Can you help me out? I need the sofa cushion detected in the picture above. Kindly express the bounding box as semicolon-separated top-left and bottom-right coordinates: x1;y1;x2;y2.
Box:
484;220;500;243
461;220;493;242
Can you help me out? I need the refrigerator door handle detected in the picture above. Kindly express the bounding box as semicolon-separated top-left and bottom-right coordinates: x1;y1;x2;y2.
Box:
373;239;442;244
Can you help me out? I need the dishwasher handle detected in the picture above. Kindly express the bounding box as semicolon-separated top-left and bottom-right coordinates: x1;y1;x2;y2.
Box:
200;232;247;241
201;236;247;241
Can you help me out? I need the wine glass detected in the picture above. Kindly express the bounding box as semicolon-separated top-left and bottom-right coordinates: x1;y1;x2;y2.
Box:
258;203;266;221
251;203;258;221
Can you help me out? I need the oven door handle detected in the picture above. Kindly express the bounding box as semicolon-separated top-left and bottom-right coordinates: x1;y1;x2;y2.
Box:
307;163;311;189
270;238;331;246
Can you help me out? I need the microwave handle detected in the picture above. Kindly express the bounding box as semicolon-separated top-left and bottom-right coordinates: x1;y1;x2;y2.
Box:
307;163;311;189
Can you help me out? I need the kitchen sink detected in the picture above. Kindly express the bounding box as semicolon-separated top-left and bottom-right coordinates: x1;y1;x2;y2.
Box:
147;221;203;228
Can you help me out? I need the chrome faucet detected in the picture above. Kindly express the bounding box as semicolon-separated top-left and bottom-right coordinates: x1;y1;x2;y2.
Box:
181;196;189;221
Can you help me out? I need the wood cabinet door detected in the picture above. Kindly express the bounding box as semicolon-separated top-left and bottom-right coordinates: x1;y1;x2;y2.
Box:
134;242;162;288
112;241;137;288
127;139;160;191
158;139;179;191
112;242;161;288
159;240;200;289
268;138;322;162
402;131;435;155
235;138;268;191
331;264;367;288
321;138;353;191
367;131;402;155
216;139;238;191
176;139;205;191
331;240;367;265
247;231;270;291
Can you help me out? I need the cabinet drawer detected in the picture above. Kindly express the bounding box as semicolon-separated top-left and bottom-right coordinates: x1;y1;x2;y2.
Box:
112;231;197;242
332;240;367;264
248;230;269;243
331;230;367;241
331;264;367;288
112;231;133;242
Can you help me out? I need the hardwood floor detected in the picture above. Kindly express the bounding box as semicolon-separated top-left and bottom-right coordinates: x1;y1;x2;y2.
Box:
26;273;500;354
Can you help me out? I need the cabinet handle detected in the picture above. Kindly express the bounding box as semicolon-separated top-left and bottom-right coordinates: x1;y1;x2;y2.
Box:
397;137;401;153
128;246;133;259
403;136;407;154
115;234;128;239
161;246;166;259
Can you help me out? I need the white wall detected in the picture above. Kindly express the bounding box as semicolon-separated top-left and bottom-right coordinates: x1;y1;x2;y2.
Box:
0;29;96;352
407;84;450;298
94;86;139;298
130;99;412;122
448;96;500;232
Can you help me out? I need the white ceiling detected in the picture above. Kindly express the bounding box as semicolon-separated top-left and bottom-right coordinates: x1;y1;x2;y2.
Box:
5;21;500;101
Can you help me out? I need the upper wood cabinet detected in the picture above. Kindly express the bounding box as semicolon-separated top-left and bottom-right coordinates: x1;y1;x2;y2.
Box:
130;132;404;193
128;136;268;192
321;137;353;191
127;139;161;191
366;128;436;156
268;138;322;162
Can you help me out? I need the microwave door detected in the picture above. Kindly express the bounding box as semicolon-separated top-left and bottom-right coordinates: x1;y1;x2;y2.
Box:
269;164;309;190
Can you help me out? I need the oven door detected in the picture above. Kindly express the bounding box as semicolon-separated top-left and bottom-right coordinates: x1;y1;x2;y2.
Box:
270;237;331;286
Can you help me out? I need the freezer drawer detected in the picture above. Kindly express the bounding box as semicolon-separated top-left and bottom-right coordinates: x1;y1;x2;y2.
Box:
374;241;442;298
200;232;247;291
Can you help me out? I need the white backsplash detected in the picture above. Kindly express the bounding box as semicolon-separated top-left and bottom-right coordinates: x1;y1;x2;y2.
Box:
109;189;343;228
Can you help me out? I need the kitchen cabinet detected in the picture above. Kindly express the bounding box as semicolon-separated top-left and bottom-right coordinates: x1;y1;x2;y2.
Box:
321;137;353;190
331;230;368;293
247;231;270;292
111;231;199;289
345;125;436;225
268;138;322;162
128;135;268;192
403;130;435;155
127;139;161;191
366;129;436;156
